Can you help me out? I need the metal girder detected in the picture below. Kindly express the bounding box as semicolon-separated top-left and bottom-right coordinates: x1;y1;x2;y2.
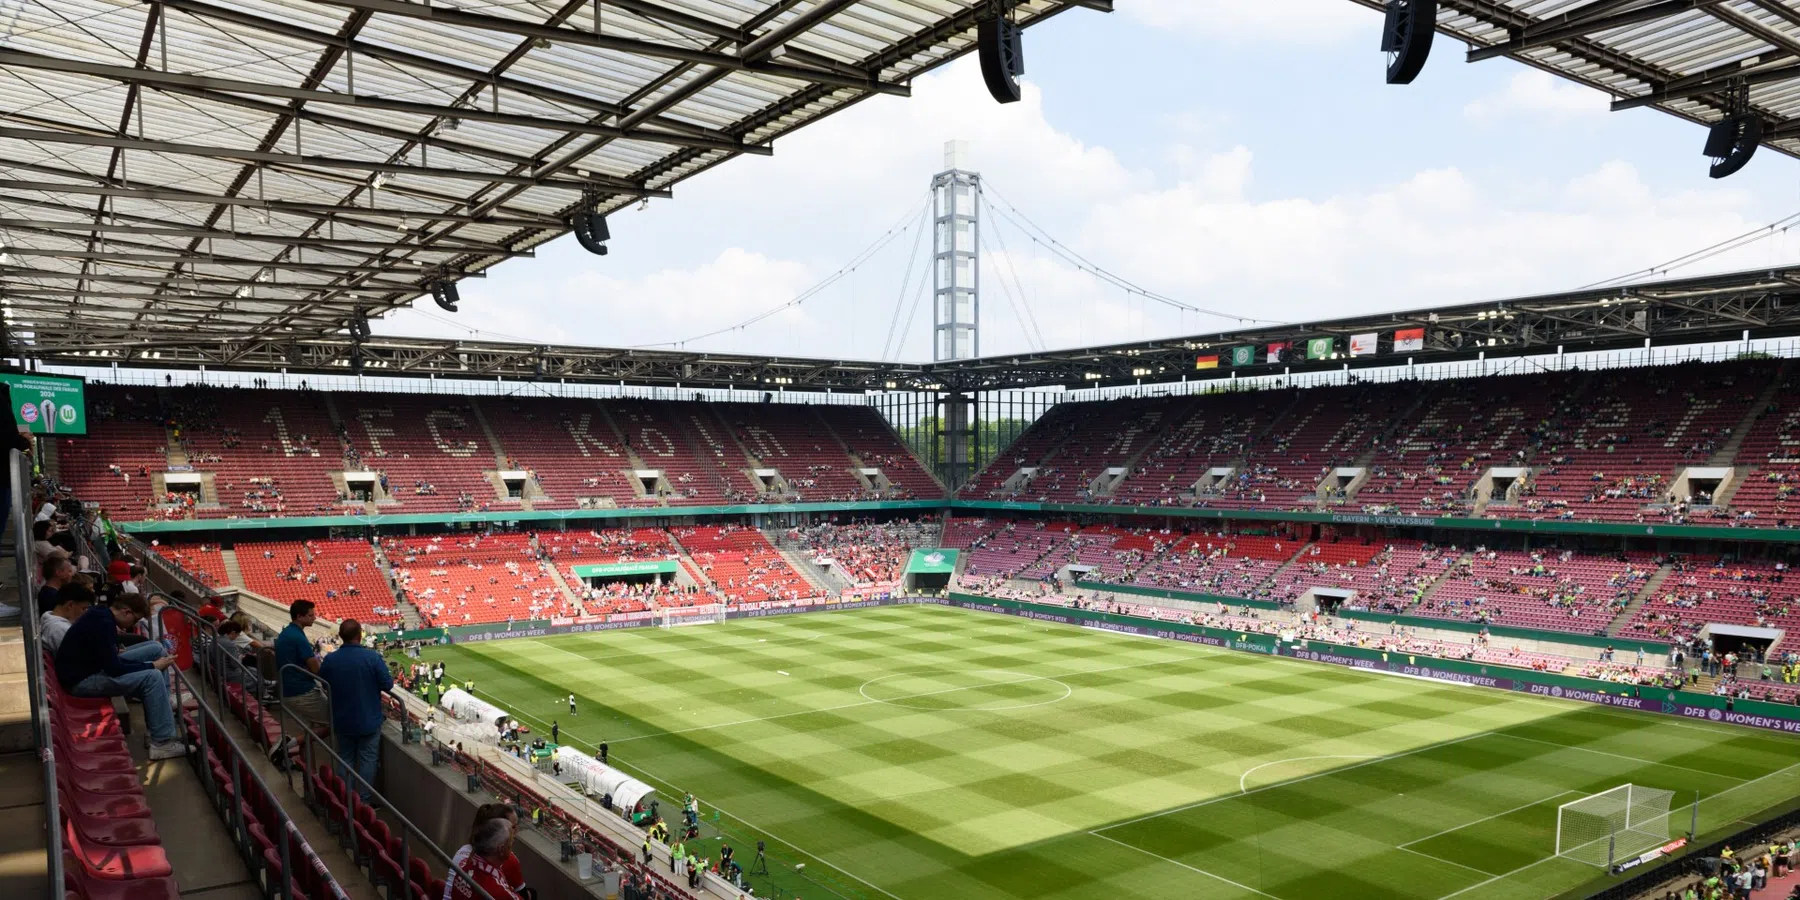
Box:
0;219;524;257
0;246;463;277
302;0;911;96
1613;60;1800;111
0;125;657;194
0;180;562;230
0;267;421;293
1466;0;1729;63
740;0;862;62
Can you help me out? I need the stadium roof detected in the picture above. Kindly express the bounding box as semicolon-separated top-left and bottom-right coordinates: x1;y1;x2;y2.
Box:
41;265;1800;392
1351;0;1800;162
0;0;1103;356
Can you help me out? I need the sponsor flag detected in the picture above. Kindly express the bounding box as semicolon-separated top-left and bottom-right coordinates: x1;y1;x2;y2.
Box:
1230;345;1256;367
1306;337;1335;360
1267;341;1290;362
1349;332;1378;357
1195;355;1219;370
1394;327;1425;352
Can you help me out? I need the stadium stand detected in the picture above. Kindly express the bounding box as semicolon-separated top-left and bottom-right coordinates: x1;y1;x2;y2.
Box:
149;542;230;589
1410;548;1654;634
672;524;819;605
236;539;397;626
59;388;937;519
384;533;573;625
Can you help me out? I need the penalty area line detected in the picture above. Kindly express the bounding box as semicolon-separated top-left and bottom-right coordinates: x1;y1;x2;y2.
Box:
1088;831;1283;899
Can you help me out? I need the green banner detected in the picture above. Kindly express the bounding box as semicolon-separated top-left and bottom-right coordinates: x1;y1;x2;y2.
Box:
571;560;678;578
904;548;959;574
1306;336;1335;360
1230;345;1256;366
4;373;86;436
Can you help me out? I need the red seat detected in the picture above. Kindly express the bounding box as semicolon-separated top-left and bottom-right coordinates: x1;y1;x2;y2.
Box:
64;821;172;880
62;858;179;900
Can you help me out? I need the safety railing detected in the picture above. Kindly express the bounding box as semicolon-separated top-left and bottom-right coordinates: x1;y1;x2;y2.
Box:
10;449;63;893
269;661;497;900
158;597;353;900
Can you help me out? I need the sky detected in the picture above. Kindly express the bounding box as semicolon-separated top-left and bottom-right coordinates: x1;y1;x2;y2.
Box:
376;0;1800;364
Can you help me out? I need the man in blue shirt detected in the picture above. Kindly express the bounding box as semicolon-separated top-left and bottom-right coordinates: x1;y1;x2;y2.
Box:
56;593;185;759
270;599;330;765
317;619;393;801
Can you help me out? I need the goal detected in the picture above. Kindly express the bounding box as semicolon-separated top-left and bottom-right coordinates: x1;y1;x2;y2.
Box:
1556;785;1676;867
658;604;726;629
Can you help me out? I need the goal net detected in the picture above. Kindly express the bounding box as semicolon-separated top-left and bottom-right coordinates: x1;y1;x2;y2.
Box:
1556;785;1676;867
658;604;726;629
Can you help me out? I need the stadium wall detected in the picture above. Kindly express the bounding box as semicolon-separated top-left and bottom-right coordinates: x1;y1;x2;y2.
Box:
381;591;1800;736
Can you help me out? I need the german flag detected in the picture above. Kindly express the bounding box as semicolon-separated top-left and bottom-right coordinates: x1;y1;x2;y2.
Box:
1195;355;1219;370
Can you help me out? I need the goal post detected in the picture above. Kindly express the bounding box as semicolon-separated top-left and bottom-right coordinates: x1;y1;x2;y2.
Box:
1555;785;1676;868
658;603;727;629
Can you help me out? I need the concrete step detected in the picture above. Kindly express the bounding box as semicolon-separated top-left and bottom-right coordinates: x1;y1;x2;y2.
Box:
0;749;48;899
0;630;30;753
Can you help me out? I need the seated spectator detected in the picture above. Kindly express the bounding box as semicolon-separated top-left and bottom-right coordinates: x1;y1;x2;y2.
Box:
40;581;96;656
54;592;184;760
446;803;529;898
196;593;226;624
449;817;524;900
38;555;74;609
31;520;69;568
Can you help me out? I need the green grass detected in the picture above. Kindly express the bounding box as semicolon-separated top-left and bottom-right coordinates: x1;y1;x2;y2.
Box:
414;604;1800;900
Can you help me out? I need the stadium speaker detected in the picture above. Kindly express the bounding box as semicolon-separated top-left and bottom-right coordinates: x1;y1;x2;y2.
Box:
978;17;1023;104
1703;114;1761;179
430;281;460;313
1380;0;1436;85
573;211;611;256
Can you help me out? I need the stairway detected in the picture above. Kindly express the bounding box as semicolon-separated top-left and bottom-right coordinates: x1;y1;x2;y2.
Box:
1605;562;1674;636
467;398;514;470
367;544;423;628
164;425;188;467
535;536;585;614
1262;541;1316;589
219;547;246;588
775;544;838;596
1405;551;1474;613
37;437;58;482
1712;360;1787;466
665;532;716;591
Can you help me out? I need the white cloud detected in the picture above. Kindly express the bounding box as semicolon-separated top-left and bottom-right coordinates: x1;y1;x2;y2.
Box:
1464;70;1609;123
380;52;1796;364
1125;0;1374;43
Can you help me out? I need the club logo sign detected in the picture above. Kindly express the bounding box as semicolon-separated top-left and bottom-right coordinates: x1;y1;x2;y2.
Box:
17;403;36;423
923;552;946;566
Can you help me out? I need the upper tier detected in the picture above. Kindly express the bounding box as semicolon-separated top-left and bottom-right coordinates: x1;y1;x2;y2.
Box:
60;386;938;520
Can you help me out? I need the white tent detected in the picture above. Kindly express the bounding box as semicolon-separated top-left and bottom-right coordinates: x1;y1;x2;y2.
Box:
440;687;510;729
553;747;654;811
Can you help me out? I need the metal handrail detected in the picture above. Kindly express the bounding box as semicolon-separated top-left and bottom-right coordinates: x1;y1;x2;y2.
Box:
162;641;351;900
271;660;497;900
10;449;63;893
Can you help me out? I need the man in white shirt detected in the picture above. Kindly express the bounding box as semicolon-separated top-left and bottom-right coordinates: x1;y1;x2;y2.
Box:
40;582;96;656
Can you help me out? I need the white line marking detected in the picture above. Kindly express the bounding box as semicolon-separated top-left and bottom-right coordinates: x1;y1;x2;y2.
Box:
1434;851;1564;900
1238;755;1378;794
1399;791;1581;848
490;698;910;900
1096;732;1493;833
1395;845;1501;877
1088;830;1283;899
859;669;1072;711
1491;732;1747;782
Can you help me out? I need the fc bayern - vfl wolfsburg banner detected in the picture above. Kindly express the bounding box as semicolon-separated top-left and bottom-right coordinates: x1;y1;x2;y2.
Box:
570;559;680;578
904;549;959;574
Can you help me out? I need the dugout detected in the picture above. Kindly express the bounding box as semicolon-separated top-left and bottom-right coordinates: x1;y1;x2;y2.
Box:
440;687;510;729
569;559;678;591
554;747;656;814
903;548;959;594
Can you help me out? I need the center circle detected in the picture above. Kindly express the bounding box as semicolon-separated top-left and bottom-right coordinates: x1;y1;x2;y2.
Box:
858;669;1073;711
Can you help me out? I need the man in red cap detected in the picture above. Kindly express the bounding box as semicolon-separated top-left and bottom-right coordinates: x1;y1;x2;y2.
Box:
107;559;132;587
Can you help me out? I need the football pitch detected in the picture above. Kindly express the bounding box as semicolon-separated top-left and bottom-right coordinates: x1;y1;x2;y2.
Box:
418;604;1800;900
